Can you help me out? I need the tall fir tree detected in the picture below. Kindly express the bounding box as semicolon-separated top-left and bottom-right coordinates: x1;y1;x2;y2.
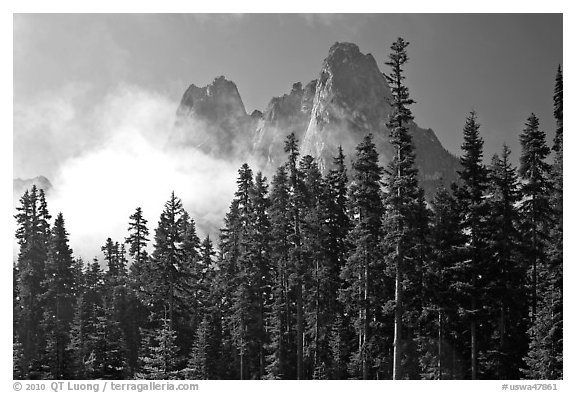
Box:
265;165;293;379
14;186;51;376
339;134;386;379
149;192;189;329
517;114;552;321
247;171;273;379
230;163;257;379
382;37;423;380
324;147;352;379
284;132;307;380
486;145;528;379
41;213;76;379
523;71;562;379
299;155;329;378
455;111;490;379
428;186;467;379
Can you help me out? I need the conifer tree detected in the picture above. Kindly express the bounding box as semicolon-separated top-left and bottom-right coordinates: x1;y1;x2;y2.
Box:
247;171;273;378
299;155;329;377
14;186;51;375
229;163;256;379
88;299;129;379
552;65;563;158
217;199;243;379
67;260;104;379
284;133;307;380
382;37;423;380
428;186;467;379
41;213;75;379
339;134;385;379
137;317;181;379
185;316;212;379
181;211;203;334
518;114;552;320
126;207;151;298
265;165;293;379
454;111;490;379
486;145;528;379
523;72;562;380
149;192;189;328
328;314;349;379
126;207;150;267
325;146;351;298
101;238;127;280
198;235;225;377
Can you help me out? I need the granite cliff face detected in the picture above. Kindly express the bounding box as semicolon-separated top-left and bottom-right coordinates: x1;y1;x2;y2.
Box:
301;42;459;194
175;42;460;196
252;80;316;169
302;42;395;172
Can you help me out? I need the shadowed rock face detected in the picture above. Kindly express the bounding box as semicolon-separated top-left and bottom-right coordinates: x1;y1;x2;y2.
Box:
173;42;460;196
172;76;257;157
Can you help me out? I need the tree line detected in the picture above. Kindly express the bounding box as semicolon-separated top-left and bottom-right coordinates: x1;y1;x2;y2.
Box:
13;38;563;380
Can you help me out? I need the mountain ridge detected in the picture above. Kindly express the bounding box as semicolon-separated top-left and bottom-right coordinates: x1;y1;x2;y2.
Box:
167;42;461;196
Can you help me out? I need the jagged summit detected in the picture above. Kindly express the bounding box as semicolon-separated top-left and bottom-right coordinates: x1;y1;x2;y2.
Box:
301;41;459;194
178;76;247;120
173;41;460;196
172;76;255;157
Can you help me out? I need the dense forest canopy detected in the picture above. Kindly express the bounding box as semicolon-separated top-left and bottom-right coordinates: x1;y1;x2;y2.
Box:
13;39;563;381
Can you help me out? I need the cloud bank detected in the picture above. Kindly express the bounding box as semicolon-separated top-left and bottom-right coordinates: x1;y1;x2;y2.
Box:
16;84;251;261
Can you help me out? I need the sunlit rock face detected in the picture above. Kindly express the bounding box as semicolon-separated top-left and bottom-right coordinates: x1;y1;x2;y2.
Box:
173;42;460;196
300;42;459;195
252;80;317;171
302;42;396;173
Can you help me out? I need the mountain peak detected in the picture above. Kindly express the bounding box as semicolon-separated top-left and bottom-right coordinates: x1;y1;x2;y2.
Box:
173;76;253;156
327;42;361;59
178;76;246;120
301;42;459;194
171;41;460;196
325;41;378;71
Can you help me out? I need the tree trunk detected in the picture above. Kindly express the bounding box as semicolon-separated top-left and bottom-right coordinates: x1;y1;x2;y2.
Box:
438;309;442;380
471;297;477;380
240;332;244;380
393;245;402;380
315;258;320;372
363;251;369;380
498;302;505;379
297;279;303;379
259;290;265;379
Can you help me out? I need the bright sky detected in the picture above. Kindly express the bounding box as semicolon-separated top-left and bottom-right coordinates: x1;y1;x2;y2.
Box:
14;13;562;179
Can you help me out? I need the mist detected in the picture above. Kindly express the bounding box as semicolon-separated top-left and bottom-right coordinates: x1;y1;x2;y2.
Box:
16;84;256;261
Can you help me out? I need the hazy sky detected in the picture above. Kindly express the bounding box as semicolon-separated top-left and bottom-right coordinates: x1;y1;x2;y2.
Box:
14;13;562;178
11;13;563;259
